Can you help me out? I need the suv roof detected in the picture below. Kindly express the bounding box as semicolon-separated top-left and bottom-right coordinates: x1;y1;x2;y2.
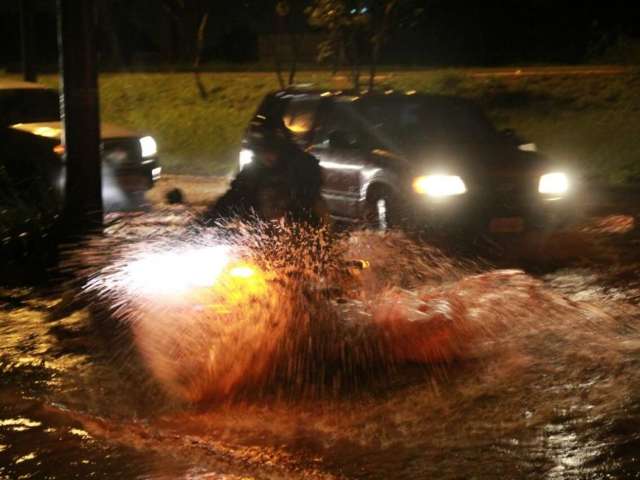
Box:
273;87;468;102
251;88;499;151
264;89;482;115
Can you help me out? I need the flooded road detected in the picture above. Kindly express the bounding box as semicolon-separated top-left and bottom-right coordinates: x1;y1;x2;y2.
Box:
1;209;639;479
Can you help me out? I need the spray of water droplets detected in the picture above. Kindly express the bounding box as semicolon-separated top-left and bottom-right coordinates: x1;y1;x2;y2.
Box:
75;215;632;404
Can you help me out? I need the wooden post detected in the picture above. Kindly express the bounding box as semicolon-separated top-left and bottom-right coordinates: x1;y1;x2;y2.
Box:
57;0;103;232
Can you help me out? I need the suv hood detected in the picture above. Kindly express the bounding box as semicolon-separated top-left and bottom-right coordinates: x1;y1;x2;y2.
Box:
9;121;142;140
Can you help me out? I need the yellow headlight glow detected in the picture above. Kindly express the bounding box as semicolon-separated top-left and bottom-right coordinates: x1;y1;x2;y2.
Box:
229;266;256;278
413;175;467;197
539;172;569;195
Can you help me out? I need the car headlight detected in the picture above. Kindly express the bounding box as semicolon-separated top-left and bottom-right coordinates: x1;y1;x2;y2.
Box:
139;136;157;158
123;245;232;295
413;175;467;197
239;149;254;170
538;172;569;195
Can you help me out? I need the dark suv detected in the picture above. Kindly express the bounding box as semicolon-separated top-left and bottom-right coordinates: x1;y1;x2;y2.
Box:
240;89;579;233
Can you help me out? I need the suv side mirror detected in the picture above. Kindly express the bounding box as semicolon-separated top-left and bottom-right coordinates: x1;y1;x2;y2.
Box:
328;130;358;150
500;128;521;145
500;128;536;151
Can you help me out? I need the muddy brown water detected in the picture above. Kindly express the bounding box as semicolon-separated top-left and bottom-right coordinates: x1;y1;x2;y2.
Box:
1;210;639;479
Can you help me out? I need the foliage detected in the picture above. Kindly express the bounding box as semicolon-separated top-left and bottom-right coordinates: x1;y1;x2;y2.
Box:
589;36;640;65
306;0;368;62
305;0;421;90
273;0;302;88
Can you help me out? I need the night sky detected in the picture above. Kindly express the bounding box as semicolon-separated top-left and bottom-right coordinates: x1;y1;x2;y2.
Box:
0;0;639;68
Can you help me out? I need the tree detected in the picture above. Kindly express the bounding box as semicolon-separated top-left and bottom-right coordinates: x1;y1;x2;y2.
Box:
367;0;398;91
96;0;126;69
161;0;186;67
306;0;367;91
158;0;213;98
193;8;210;98
273;0;303;89
306;0;421;92
160;0;267;98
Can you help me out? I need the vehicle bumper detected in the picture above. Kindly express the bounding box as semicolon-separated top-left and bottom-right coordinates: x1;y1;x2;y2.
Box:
109;157;161;193
102;158;160;210
406;190;583;234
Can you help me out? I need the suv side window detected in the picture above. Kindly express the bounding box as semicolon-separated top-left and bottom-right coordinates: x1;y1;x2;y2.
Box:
282;97;320;145
356;101;420;152
313;100;376;149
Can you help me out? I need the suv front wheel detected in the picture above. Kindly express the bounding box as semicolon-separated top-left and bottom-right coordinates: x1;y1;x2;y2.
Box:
364;188;400;231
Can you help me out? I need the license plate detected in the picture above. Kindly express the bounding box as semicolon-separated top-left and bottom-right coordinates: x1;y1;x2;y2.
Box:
489;217;524;233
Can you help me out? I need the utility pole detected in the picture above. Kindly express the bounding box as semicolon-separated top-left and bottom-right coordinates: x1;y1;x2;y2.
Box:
57;0;103;232
19;0;37;82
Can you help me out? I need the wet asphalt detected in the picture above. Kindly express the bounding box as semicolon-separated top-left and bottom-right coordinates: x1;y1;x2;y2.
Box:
1;192;639;479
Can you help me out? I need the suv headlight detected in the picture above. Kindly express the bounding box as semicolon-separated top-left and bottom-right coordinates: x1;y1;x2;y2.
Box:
413;175;467;198
239;149;254;170
538;172;569;195
139;136;157;158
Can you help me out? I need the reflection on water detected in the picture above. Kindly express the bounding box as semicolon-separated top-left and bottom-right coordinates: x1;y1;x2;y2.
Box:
1;211;639;479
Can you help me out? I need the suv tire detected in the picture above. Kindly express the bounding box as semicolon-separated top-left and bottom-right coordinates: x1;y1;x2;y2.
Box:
365;189;399;231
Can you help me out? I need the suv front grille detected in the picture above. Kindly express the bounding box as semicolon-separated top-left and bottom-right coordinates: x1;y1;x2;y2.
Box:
479;174;538;212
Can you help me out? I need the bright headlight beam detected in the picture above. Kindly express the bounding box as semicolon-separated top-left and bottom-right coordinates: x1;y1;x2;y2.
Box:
539;172;569;195
413;175;467;197
124;245;231;295
239;149;254;170
139;136;157;158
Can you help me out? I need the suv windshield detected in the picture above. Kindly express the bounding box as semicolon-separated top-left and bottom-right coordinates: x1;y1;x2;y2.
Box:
353;97;499;153
0;89;60;125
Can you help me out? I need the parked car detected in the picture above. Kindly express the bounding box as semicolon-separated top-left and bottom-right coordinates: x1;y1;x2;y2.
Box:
239;89;581;233
0;80;161;211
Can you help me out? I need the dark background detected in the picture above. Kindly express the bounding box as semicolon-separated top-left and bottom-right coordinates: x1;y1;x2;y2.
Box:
1;0;639;70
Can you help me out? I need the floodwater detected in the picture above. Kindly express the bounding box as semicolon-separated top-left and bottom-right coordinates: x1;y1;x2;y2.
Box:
1;210;639;479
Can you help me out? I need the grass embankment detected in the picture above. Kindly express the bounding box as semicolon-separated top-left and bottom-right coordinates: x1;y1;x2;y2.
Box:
18;69;640;182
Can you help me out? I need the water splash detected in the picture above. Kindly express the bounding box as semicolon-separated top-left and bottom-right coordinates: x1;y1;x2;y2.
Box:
5;210;640;478
81;218;634;407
